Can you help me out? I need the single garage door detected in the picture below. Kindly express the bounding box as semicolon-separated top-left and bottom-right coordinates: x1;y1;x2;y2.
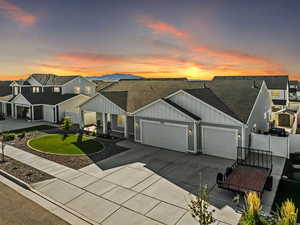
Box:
141;121;187;152
202;126;237;159
43;105;55;122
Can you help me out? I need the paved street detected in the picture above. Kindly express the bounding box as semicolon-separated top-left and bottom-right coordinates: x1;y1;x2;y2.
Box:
0;181;70;225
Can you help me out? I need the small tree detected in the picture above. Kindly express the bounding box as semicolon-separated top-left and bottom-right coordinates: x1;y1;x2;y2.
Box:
77;130;83;144
61;117;72;132
189;184;215;225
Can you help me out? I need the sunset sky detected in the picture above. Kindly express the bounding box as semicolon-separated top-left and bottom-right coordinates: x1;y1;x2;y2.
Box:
0;0;300;80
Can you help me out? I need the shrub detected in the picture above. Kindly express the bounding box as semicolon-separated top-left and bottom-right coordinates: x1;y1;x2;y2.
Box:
276;199;298;225
188;184;215;225
3;133;15;141
17;132;25;139
241;192;268;225
61;117;72;132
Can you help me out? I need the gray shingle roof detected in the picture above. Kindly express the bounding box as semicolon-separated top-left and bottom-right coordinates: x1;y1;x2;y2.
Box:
101;91;128;111
213;75;288;90
30;74;79;85
12;93;78;105
0;81;12;97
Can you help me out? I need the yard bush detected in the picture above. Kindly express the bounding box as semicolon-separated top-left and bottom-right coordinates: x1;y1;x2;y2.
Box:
241;192;269;225
276;199;298;225
17;132;25;139
3;133;15;141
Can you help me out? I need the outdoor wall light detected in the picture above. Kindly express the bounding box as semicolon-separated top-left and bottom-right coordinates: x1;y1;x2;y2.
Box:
238;134;241;139
188;129;193;136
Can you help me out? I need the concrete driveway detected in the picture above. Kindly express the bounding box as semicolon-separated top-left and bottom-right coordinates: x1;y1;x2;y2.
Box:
0;119;55;133
32;140;242;225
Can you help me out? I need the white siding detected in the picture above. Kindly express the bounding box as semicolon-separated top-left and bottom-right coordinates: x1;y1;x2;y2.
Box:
58;95;90;121
62;77;96;96
135;100;193;122
169;92;240;126
80;94;125;115
11;94;31;105
43;105;55;122
245;82;272;147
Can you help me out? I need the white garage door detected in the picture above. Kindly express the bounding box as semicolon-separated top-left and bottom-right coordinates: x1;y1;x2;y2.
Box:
202;126;237;159
43;105;55;123
141;121;187;152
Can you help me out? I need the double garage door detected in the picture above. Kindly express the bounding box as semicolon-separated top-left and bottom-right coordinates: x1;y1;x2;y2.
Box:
141;120;188;152
202;126;238;159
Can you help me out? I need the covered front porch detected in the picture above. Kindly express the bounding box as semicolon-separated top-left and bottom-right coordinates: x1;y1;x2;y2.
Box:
79;92;133;138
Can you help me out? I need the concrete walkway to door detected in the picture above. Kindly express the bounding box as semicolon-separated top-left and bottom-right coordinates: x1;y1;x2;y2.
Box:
0;119;56;133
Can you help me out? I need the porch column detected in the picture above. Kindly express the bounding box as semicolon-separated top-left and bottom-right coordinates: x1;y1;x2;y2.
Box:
194;122;197;153
124;115;128;138
31;106;34;121
14;104;17;119
102;112;107;134
80;110;85;129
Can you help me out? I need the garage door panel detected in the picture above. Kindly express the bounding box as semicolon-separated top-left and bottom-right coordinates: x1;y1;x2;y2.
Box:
202;126;237;159
142;121;187;152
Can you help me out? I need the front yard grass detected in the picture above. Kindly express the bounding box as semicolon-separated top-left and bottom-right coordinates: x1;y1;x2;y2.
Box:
28;134;103;155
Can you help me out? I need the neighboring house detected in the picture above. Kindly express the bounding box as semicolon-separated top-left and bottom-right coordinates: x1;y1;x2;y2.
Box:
213;75;289;107
80;79;272;159
289;80;300;101
0;74;96;123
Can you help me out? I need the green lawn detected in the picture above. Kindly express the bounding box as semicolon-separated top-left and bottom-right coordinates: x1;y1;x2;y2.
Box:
28;134;103;155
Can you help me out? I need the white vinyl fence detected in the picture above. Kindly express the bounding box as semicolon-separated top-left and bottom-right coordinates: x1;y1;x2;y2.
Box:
251;133;289;158
289;134;300;153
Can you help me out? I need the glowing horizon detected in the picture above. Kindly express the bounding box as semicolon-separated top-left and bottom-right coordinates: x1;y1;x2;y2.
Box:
0;0;299;81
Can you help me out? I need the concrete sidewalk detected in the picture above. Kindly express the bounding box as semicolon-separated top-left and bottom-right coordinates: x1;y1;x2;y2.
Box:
2;143;242;225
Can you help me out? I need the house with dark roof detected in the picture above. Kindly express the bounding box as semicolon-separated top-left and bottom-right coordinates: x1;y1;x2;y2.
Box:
0;74;96;123
80;79;272;159
213;75;289;106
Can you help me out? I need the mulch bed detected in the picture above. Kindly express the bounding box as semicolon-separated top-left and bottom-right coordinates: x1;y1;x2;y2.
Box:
0;156;53;184
7;127;129;170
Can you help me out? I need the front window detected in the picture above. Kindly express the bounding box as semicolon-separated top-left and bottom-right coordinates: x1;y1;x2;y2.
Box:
117;115;125;127
32;87;40;93
85;86;91;94
53;87;60;93
74;87;80;94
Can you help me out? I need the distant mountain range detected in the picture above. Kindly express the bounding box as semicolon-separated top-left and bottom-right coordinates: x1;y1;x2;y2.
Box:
87;73;144;81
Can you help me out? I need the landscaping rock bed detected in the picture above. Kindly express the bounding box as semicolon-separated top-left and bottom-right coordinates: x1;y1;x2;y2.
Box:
7;127;129;170
0;156;53;184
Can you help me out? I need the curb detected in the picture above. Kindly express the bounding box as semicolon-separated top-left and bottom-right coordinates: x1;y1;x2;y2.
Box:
0;169;99;225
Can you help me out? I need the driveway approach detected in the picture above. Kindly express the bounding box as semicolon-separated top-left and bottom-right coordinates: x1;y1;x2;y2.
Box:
30;141;241;225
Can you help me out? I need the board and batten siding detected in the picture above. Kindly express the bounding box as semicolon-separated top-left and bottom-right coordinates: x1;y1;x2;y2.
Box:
80;94;125;115
58;95;90;121
169;91;241;127
134;100;194;123
62;77;96;96
245;82;272;147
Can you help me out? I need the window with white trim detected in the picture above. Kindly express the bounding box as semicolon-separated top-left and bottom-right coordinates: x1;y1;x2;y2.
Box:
74;87;80;94
85;86;91;94
53;87;60;93
32;87;40;93
117;115;125;127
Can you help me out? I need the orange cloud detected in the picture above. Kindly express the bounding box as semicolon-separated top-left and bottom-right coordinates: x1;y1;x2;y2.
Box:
138;16;189;38
0;0;37;26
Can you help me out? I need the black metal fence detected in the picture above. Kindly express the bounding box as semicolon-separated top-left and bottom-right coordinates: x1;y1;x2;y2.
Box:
237;147;273;170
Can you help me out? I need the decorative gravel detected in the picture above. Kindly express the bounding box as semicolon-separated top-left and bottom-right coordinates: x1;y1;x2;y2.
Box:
0;156;53;184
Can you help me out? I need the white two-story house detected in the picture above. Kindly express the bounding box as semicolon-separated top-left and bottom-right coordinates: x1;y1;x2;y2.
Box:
0;74;96;123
